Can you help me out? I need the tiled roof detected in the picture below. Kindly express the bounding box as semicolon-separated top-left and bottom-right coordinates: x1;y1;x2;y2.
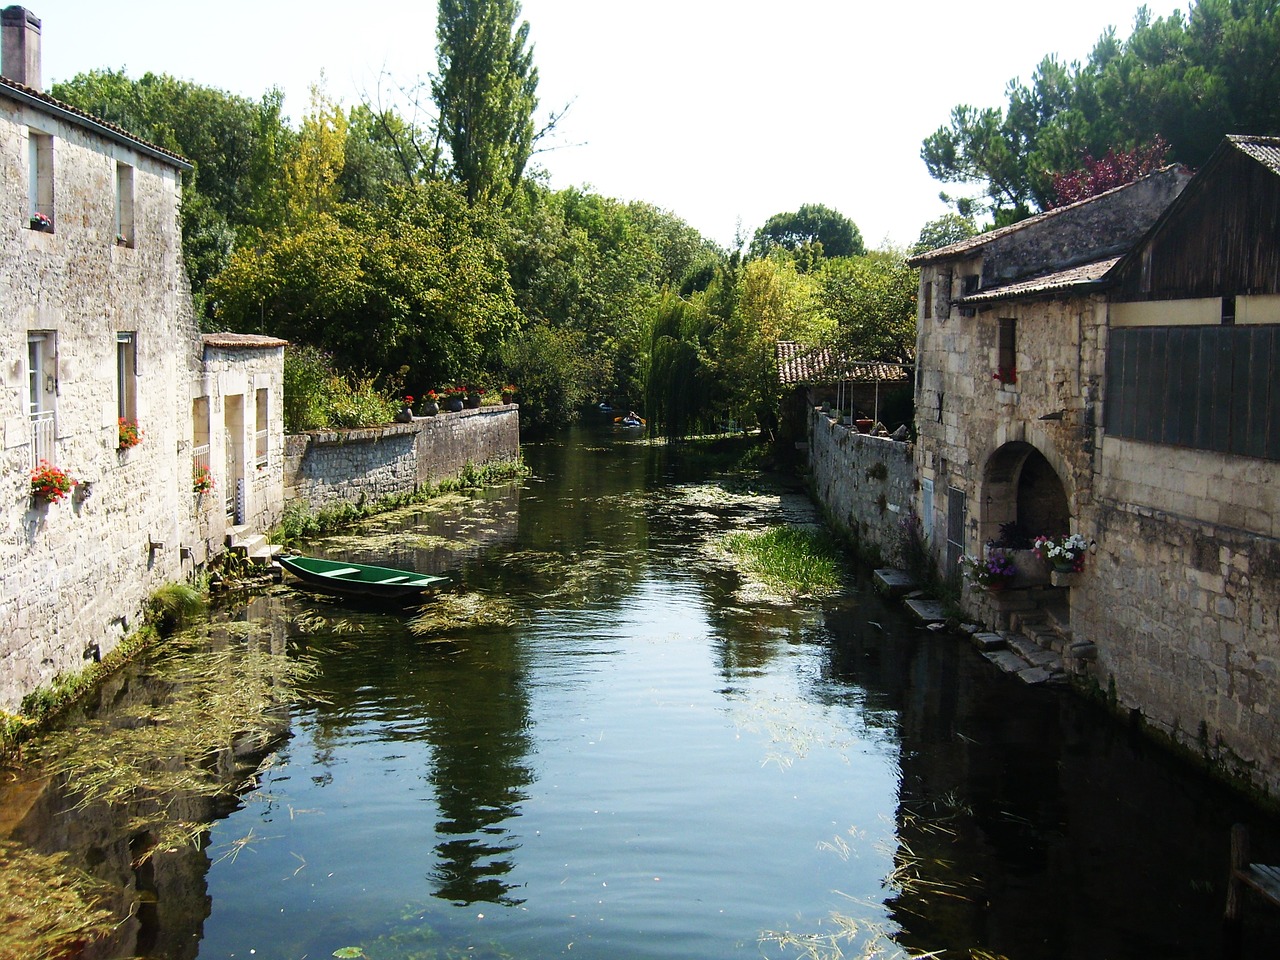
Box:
776;341;911;386
906;165;1184;266
1228;135;1280;175
202;332;289;349
0;74;191;169
955;257;1120;305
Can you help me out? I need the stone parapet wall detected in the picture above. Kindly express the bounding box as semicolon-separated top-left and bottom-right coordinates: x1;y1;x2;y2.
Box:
285;405;519;511
808;409;915;562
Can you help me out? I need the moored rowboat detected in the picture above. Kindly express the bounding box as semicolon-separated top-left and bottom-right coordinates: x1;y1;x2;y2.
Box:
278;554;449;600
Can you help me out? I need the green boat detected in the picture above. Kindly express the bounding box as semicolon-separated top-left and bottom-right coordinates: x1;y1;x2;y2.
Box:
278;554;449;600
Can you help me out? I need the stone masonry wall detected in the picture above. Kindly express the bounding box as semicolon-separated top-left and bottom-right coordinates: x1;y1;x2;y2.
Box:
808;409;915;563
0;92;199;710
284;405;520;511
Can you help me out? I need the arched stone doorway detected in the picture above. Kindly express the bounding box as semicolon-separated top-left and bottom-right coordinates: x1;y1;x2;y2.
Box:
979;442;1071;547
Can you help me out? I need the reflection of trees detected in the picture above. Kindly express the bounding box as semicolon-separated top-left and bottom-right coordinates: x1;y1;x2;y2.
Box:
293;611;534;906
418;638;533;906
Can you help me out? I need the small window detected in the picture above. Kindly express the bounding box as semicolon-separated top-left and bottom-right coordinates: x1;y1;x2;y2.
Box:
117;333;138;423
923;281;933;319
996;317;1017;385
1222;295;1236;326
28;130;54;232
961;274;979;295
115;162;134;247
255;388;269;468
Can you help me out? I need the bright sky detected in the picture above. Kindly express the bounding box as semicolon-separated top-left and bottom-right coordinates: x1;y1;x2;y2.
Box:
36;0;1188;250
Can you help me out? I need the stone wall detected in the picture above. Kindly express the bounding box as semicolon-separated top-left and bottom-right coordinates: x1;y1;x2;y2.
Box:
284;405;520;511
0;88;199;709
808;409;915;563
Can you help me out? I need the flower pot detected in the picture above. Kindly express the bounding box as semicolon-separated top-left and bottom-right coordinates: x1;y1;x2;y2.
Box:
465;394;482;409
394;405;414;423
985;579;1008;592
445;398;465;413
501;392;515;405
423;401;439;416
855;418;874;433
1052;561;1076;573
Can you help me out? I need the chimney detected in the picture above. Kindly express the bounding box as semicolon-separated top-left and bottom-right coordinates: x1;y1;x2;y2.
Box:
2;6;41;90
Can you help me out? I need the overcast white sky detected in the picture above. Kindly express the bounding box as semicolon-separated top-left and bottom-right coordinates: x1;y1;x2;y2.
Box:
35;0;1188;249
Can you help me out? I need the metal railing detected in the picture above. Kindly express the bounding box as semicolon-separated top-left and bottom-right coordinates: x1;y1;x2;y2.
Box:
192;442;210;474
29;411;55;468
255;428;269;468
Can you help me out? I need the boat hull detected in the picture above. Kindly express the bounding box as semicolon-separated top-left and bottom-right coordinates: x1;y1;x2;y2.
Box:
278;555;449;601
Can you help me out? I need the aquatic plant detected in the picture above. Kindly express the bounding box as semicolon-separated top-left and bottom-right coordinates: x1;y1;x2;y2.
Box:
724;525;844;599
144;581;207;635
0;841;118;960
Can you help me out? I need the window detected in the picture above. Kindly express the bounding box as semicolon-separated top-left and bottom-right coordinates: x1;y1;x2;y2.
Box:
255;388;269;468
1222;295;1236;326
27;130;53;231
996;317;1017;385
27;333;57;467
923;281;933;319
115;162;134;246
117;333;137;423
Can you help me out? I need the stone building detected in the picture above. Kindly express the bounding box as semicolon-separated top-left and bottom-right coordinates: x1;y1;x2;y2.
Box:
907;138;1280;794
0;8;284;708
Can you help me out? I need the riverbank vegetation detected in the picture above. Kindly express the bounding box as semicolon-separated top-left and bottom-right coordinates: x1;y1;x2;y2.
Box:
724;525;845;600
49;1;920;440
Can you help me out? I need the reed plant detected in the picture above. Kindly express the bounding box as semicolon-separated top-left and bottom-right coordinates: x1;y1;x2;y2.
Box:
724;525;844;597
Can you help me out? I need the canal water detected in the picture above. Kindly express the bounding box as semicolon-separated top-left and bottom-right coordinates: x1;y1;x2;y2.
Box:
6;422;1280;959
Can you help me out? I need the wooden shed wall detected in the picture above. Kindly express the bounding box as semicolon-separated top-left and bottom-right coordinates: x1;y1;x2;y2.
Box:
1111;151;1280;302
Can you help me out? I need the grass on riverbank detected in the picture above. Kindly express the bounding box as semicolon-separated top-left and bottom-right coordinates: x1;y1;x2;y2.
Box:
275;458;528;546
724;525;845;599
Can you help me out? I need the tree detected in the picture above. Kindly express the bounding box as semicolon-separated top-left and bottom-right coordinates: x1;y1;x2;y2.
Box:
432;0;540;207
816;252;919;365
912;213;980;255
209;183;519;388
748;203;865;263
922;0;1280;223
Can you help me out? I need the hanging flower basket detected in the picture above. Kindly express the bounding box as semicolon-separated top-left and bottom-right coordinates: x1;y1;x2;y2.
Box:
30;212;52;232
118;418;143;450
31;460;75;504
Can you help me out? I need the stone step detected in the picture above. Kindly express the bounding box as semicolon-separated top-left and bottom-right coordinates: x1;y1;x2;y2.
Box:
904;597;947;625
873;568;918;598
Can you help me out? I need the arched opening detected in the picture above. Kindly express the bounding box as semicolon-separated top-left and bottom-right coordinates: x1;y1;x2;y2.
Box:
980;442;1071;547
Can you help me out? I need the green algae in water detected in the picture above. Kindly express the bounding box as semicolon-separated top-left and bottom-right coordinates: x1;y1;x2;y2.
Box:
0;841;118;960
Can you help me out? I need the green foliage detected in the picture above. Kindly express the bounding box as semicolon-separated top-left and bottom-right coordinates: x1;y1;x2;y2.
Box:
143;582;207;636
51;70;293;306
923;0;1280;221
432;0;539;207
212;182;519;387
498;323;598;431
816;251;919;364
724;525;844;598
282;345;398;432
912;213;980;255
748;203;866;262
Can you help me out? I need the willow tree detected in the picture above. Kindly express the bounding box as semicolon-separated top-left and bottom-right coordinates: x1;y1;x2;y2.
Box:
432;0;539;207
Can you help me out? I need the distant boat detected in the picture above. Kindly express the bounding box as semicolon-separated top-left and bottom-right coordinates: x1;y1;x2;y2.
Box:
598;401;614;412
615;414;646;428
278;554;449;600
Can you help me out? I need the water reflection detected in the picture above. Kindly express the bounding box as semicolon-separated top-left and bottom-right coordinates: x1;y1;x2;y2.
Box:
4;425;1280;960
